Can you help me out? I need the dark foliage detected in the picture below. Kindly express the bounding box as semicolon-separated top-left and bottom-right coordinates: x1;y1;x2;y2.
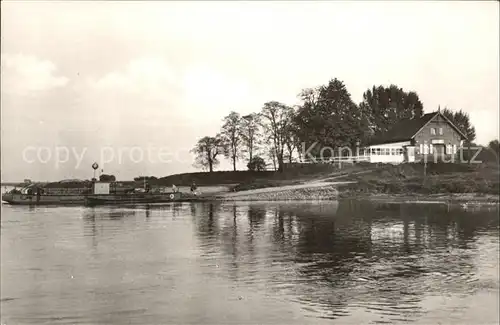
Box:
247;156;266;171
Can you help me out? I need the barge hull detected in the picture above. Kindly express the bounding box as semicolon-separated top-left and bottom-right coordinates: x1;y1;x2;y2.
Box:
84;192;186;206
1;193;85;205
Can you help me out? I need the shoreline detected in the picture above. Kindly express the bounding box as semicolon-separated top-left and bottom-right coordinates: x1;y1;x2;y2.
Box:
208;182;499;205
4;179;498;207
340;193;500;205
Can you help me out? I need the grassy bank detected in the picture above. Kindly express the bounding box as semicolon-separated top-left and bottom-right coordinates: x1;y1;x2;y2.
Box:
226;162;500;196
154;162;499;197
153;163;365;188
215;162;499;202
338;162;499;197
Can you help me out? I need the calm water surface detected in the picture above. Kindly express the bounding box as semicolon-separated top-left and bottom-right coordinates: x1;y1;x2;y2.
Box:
1;200;499;324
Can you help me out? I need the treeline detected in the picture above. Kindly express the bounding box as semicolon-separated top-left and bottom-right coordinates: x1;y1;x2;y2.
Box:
191;78;489;172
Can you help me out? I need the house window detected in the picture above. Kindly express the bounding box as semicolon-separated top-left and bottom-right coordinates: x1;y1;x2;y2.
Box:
431;128;436;135
429;144;433;154
384;148;390;155
453;144;457;154
446;144;452;154
391;148;396;155
439;127;443;135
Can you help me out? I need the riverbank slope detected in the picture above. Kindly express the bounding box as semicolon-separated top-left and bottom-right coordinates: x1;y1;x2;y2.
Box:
213;162;499;203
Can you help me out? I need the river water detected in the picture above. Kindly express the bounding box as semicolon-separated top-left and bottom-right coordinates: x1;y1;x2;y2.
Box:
1;200;498;324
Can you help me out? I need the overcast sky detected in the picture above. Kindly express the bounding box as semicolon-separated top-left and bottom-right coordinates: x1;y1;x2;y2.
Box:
1;1;498;182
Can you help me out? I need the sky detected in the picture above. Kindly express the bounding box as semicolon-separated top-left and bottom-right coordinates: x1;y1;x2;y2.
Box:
1;1;499;182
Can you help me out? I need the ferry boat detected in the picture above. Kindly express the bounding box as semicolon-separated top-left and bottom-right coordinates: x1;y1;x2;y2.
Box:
83;181;201;206
1;180;187;206
1;181;91;205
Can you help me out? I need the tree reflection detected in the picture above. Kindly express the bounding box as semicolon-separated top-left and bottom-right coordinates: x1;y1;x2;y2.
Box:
81;207;137;248
191;202;221;240
227;205;239;280
247;205;266;249
83;208;98;248
190;199;498;322
82;207;137;221
247;205;266;230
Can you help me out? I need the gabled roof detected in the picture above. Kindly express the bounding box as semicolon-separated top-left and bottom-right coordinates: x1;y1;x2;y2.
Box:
367;112;436;145
367;111;468;146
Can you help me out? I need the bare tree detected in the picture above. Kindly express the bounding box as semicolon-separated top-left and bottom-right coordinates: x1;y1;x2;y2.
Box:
220;111;242;171
190;135;225;172
240;113;261;164
260;101;294;172
283;108;301;163
267;144;277;171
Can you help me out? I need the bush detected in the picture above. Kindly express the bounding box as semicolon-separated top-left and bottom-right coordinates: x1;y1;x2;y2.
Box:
459;146;499;164
247;156;266;171
356;161;372;167
99;174;116;182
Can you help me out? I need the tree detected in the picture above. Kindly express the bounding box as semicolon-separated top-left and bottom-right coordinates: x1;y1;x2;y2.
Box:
133;176;157;184
283;108;301;163
488;139;500;159
294;78;369;159
488;139;499;153
294;87;322;158
247;156;266;171
441;108;476;143
441;108;477;164
267;145;278;171
191;135;225;172
240;113;261;164
100;174;116;181
260;101;294;172
220;111;243;171
359;84;424;137
317;79;370;148
297;87;320;109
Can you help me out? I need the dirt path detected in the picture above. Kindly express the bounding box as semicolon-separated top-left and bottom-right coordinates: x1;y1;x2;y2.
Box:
198;169;374;199
308;169;376;183
220;180;356;198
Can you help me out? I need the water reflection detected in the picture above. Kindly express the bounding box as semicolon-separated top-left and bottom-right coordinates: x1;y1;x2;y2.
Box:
1;200;498;324
191;200;499;322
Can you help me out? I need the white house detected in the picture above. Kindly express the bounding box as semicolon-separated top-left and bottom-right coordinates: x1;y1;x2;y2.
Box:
361;110;468;164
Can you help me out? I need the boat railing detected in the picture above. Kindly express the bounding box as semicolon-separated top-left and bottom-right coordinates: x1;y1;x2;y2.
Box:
43;187;91;195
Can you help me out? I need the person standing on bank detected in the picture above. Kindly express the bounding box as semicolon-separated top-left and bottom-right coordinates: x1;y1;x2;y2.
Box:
190;181;197;194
